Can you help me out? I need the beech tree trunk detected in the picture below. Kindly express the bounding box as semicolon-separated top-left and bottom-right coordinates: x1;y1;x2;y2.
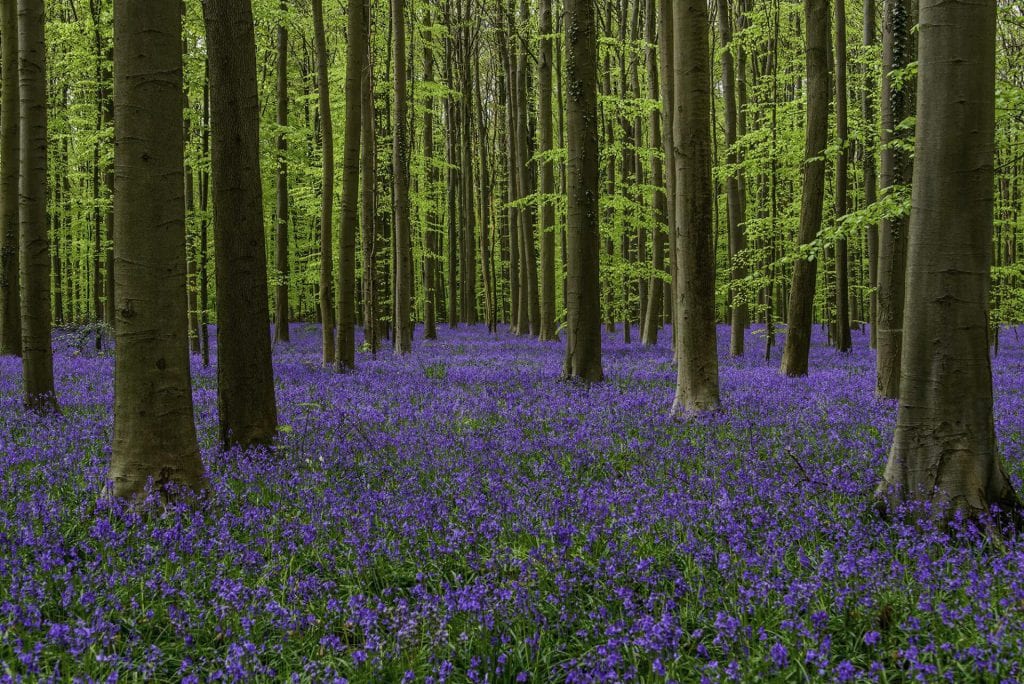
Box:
640;0;664;347
671;0;719;414
780;0;829;377
863;0;878;349
834;0;852;352
18;0;57;411
273;0;290;344
311;0;335;365
0;0;20;356
563;0;603;382
717;0;747;357
875;0;915;397
360;35;378;353
392;0;413;353
423;12;438;341
203;0;279;447
877;0;1021;526
537;0;558;341
109;0;206;499
336;0;368;370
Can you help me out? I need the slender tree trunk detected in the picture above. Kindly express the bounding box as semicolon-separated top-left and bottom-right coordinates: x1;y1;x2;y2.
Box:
641;0;664;347
203;0;279;447
336;0;367;369
537;0;557;341
717;0;747;357
18;0;56;411
0;0;20;356
672;0;719;414
360;34;378;353
274;0;291;344
110;0;206;499
658;0;678;351
834;0;852;352
877;0;1021;527
780;0;829;377
475;59;497;333
875;0;914;396
311;0;335;365
863;0;878;349
423;12;438;341
200;74;211;368
392;0;413;353
563;0;603;382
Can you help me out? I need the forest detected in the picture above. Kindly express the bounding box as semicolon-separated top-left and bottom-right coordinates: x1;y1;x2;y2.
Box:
2;0;1024;679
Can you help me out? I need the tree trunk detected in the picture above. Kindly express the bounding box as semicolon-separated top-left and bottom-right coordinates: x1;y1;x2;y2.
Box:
311;0;335;365
360;34;378;353
658;0;678;351
0;0;20;356
537;0;558;341
563;0;603;382
203;0;279;447
671;0;719;414
834;0;852;352
877;0;1021;527
640;0;665;347
109;0;206;499
336;0;367;370
716;0;747;357
863;0;878;349
273;0;291;344
392;0;413;353
780;0;829;377
423;12;438;341
18;0;56;411
875;0;915;397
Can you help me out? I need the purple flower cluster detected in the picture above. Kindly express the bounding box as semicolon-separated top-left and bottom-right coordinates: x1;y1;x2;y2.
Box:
1;324;1023;681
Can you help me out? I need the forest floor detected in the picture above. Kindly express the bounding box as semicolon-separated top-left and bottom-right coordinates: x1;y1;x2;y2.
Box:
2;324;1024;682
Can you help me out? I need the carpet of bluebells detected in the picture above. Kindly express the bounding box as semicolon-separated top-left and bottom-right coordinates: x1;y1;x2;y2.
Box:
2;323;1024;683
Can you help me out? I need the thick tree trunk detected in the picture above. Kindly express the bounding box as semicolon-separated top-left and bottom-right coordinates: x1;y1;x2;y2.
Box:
274;0;291;344
0;0;20;356
877;0;1021;527
671;0;719;414
875;0;914;397
563;0;603;382
18;0;56;411
336;0;367;370
392;0;413;353
537;0;558;341
109;0;206;499
780;0;829;377
310;0;335;365
203;0;279;447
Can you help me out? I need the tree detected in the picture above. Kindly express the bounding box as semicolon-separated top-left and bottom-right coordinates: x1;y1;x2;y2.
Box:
877;0;1021;526
392;0;413;354
202;0;279;447
562;0;602;382
108;0;207;499
671;0;719;414
537;0;557;341
640;0;665;347
273;0;290;344
337;0;368;370
311;0;335;365
716;0;747;357
875;0;915;397
780;0;829;377
18;0;57;411
833;0;852;352
0;0;20;356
